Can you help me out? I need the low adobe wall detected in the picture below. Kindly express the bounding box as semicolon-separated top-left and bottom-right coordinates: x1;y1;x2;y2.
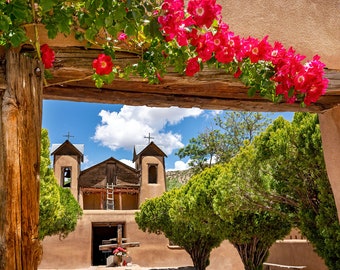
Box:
39;211;326;270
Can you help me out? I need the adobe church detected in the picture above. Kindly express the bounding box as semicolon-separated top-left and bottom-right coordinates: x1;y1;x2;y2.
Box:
39;140;327;270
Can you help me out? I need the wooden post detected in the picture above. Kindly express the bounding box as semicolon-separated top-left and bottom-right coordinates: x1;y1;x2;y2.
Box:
0;50;43;269
319;106;340;221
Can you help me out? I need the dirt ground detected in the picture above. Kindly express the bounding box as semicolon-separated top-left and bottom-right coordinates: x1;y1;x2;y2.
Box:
40;266;195;270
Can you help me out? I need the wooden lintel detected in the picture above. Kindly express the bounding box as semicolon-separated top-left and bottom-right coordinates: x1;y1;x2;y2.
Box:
1;47;340;112
99;242;140;251
81;186;139;194
43;84;339;112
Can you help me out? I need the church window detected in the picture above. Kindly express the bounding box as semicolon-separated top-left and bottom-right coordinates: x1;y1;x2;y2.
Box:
148;164;158;184
62;167;72;187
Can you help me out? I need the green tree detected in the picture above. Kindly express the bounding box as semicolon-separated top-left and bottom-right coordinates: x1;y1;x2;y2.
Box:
176;128;223;172
176;112;272;173
254;113;340;270
213;145;291;270
39;129;82;239
214;111;272;162
136;166;226;270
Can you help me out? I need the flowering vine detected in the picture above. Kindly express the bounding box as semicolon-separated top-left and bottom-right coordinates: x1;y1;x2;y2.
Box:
91;0;328;106
0;0;328;106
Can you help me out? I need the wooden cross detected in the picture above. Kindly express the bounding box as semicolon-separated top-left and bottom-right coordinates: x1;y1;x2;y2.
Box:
63;131;74;140
144;133;154;143
99;225;140;251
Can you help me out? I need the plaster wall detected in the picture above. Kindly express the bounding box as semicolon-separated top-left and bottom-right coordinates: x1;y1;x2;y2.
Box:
319;106;340;220
218;0;340;69
53;155;80;199
139;156;166;205
268;241;327;270
39;211;327;270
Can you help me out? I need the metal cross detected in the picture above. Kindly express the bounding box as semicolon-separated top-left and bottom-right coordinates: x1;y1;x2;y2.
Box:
144;133;154;143
63;131;74;141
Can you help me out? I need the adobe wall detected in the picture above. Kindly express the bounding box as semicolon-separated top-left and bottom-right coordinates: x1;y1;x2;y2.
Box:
38;210;243;270
267;241;327;270
39;211;326;270
139;156;166;204
53;155;80;199
218;0;340;69
319;106;340;220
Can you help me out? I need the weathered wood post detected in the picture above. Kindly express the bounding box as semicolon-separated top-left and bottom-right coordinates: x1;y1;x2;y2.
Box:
319;106;340;221
0;49;43;269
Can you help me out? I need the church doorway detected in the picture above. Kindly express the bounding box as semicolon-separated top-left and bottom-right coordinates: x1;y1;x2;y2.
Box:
92;222;124;266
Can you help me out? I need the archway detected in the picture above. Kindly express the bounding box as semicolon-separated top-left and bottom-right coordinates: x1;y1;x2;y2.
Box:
0;1;340;269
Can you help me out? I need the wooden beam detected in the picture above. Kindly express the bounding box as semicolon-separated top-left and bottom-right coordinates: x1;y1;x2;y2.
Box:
39;46;340;112
99;242;140;251
1;47;340;112
0;50;43;269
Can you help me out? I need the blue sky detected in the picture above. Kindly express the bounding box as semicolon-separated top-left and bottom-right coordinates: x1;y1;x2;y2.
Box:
42;100;293;171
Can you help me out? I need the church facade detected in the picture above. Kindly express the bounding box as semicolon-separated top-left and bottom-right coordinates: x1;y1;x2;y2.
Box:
38;140;326;270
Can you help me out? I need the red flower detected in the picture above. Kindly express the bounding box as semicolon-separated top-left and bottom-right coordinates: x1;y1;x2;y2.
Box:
187;0;221;28
191;32;214;62
243;36;272;63
92;54;113;75
40;44;55;69
156;72;163;82
233;68;242;78
185;57;200;76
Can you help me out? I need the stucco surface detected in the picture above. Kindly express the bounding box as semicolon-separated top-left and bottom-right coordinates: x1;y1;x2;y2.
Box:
219;0;340;69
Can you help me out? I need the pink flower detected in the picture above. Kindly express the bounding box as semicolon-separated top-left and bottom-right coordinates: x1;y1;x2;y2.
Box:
161;0;184;12
117;32;128;41
243;36;272;63
40;44;55;69
269;41;287;65
185;57;200;76
191;32;214;62
214;31;240;64
158;10;191;45
187;0;221;28
92;54;113;75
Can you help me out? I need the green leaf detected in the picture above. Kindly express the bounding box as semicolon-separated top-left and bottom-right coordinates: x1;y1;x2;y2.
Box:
85;27;98;41
125;23;136;36
248;87;257;97
94;77;104;88
288;88;294;97
40;0;55;12
105;14;114;28
10;28;27;47
0;15;11;32
115;4;127;21
11;2;29;20
45;24;58;39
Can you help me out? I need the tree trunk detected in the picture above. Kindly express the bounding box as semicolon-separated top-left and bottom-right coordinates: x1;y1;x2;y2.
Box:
0;50;43;269
188;242;212;270
233;239;269;270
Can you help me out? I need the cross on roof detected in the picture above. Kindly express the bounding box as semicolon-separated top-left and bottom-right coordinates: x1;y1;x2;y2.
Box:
144;133;154;143
63;131;74;141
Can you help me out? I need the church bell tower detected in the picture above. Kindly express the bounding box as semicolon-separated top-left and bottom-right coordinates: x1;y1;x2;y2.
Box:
133;141;167;205
51;139;84;200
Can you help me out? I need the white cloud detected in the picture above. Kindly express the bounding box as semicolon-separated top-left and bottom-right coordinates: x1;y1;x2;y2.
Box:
167;160;191;171
92;105;203;155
